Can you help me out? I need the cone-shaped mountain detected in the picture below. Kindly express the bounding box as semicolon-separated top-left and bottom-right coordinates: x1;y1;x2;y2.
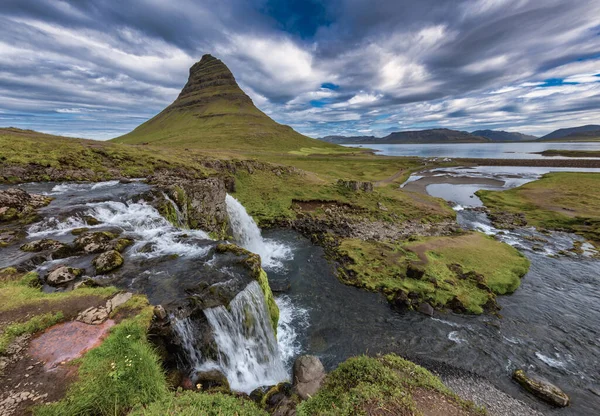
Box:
113;54;337;152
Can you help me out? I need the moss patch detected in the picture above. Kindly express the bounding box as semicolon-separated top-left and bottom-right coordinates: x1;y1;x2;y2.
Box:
337;232;530;314
297;354;482;416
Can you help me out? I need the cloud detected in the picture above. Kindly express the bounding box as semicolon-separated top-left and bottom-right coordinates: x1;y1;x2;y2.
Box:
0;0;599;139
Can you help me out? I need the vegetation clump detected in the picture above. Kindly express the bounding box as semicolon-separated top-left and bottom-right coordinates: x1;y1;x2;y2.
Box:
297;354;483;416
337;232;530;314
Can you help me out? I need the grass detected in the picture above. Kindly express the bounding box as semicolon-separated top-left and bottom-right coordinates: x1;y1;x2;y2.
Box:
337;232;530;314
0;128;212;182
129;391;267;416
0;312;64;354
0;271;117;313
477;172;600;243
536;149;600;158
34;309;169;416
297;354;483;416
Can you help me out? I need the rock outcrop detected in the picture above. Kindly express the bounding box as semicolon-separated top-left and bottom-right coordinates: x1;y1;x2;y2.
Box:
293;355;326;399
147;175;228;238
0;188;51;223
77;292;133;325
513;369;570;407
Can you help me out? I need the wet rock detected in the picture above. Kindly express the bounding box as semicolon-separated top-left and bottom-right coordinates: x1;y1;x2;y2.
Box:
73;278;100;290
489;211;527;230
0;229;22;247
263;382;296;415
46;266;84;286
0;188;51;223
20;239;64;253
293;355;326;399
194;369;230;391
71;227;89;235
417;302;434;316
92;250;124;274
74;231;119;254
153;305;167;320
110;237;134;253
83;215;101;226
270;278;291;293
512;369;570;407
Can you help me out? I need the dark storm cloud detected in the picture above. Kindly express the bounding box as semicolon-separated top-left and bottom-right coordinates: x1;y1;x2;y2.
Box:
0;0;599;139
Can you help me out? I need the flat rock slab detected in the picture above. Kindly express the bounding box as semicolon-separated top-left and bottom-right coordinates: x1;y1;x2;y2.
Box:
29;320;115;370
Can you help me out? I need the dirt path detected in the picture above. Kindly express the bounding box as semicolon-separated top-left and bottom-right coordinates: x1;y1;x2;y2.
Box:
374;168;407;186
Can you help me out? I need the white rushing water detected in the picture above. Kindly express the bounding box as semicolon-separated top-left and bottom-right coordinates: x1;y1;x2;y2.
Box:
173;317;204;368
225;194;292;271
89;200;211;258
202;281;288;393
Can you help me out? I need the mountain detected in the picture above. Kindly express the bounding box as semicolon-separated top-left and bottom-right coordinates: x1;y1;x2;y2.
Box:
319;129;488;144
471;129;537;142
540;125;600;141
320;135;377;144
113;54;338;152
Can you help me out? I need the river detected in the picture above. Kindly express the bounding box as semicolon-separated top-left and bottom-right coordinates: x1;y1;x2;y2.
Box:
2;178;599;415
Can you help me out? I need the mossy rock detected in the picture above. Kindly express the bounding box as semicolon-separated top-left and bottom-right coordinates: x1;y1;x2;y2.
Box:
92;250;124;274
215;243;279;332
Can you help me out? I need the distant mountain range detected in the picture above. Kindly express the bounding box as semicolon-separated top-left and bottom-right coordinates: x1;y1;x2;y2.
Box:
539;125;600;141
321;129;489;144
472;130;537;142
321;125;600;144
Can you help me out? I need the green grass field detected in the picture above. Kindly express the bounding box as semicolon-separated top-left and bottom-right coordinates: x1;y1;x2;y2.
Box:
478;172;600;243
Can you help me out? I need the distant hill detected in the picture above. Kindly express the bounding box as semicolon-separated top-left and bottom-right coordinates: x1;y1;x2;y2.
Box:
320;135;377;144
471;130;537;142
113;54;339;152
319;129;489;144
540;125;600;141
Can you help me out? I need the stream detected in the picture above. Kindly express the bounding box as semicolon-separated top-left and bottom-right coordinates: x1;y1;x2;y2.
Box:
2;176;599;415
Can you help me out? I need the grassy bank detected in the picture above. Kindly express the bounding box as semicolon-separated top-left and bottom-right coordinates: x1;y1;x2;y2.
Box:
337;232;530;314
297;354;483;416
477;172;600;243
536;149;600;158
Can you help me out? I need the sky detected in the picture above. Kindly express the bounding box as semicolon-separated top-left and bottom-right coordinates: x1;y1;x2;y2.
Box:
0;0;599;140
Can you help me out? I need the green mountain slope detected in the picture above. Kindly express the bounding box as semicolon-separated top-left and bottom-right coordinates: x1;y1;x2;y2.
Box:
113;54;339;152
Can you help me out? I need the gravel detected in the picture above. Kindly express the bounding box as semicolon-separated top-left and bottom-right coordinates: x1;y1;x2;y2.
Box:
443;373;544;416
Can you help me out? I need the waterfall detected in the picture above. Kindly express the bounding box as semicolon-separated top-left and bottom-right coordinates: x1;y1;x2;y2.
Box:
162;192;187;228
225;194;292;270
172;317;203;369
203;281;287;393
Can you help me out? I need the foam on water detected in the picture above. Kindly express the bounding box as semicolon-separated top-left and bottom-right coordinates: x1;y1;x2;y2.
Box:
448;331;467;344
88;200;211;258
535;352;567;370
28;216;89;237
276;295;309;366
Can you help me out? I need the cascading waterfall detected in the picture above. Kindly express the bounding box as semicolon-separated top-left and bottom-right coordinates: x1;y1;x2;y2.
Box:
225;194;291;270
172;317;204;368
202;281;288;393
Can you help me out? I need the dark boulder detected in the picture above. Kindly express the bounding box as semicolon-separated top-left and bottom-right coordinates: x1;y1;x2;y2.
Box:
194;369;230;392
